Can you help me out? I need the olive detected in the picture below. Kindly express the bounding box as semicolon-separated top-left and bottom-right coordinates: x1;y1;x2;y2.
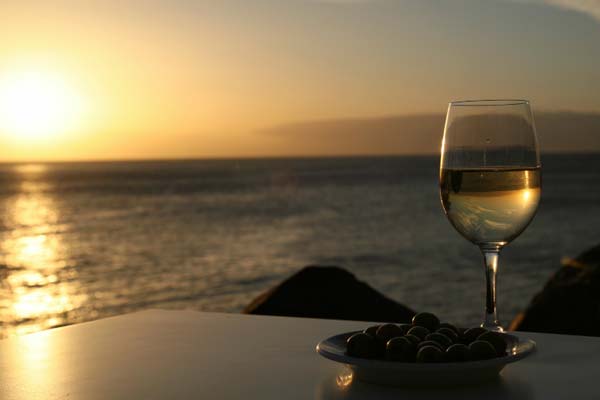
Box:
398;324;412;335
386;337;417;362
445;343;470;362
469;340;497;360
412;312;440;331
407;326;430;340
417;340;444;352
477;332;508;357
363;325;380;338
438;322;460;335
375;324;404;345
346;333;379;358
404;334;421;345
462;327;488;344
436;327;458;343
416;345;444;363
424;332;452;349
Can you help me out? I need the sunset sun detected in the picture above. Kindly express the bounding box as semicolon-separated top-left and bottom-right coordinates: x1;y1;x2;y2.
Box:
0;69;84;140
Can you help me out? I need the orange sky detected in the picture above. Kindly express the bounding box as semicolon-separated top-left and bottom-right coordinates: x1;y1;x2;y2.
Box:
1;0;599;161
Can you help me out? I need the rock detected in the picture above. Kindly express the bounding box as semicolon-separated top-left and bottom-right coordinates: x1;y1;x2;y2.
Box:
244;266;415;323
510;243;600;336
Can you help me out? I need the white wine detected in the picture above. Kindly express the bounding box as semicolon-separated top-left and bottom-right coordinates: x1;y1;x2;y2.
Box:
440;167;541;246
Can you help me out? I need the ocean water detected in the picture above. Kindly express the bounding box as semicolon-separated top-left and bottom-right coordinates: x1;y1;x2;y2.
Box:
0;154;599;337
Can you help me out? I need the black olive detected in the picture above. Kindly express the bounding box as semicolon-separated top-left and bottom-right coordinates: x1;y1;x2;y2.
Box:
406;326;430;340
386;337;417;362
417;340;444;352
363;325;380;338
445;343;470;362
438;322;460;335
477;331;508;357
375;324;404;345
463;327;488;344
404;334;421;345
398;324;412;335
468;340;497;360
346;333;378;358
424;332;453;349
436;327;459;343
412;312;440;332
416;345;444;363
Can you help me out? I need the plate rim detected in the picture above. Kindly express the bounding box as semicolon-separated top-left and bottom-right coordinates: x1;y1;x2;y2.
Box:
316;330;536;371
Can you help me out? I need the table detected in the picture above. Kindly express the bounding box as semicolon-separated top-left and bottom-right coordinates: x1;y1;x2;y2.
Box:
1;310;599;399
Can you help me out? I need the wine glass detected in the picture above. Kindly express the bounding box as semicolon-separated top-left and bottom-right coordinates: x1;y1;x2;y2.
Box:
439;99;541;332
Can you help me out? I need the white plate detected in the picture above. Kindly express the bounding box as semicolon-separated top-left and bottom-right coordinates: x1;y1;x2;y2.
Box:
316;331;536;386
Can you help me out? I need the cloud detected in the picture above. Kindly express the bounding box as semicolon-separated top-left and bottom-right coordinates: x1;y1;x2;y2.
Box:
318;0;600;22
547;0;600;20
308;0;384;3
260;112;600;155
516;0;600;22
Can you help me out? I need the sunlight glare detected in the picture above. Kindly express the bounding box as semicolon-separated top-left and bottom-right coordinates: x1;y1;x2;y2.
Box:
0;69;85;140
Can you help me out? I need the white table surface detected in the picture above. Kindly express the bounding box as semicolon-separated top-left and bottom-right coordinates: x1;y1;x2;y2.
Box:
1;310;599;400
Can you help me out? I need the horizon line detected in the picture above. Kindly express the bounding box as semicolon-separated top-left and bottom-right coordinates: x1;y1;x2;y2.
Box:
1;149;599;165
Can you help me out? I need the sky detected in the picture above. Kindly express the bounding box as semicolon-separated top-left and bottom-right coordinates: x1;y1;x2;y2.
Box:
0;0;599;161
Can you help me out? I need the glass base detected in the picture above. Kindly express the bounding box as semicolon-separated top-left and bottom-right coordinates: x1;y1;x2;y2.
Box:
481;322;504;332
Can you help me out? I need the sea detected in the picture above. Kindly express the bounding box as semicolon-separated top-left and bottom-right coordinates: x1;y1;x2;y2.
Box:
1;154;599;338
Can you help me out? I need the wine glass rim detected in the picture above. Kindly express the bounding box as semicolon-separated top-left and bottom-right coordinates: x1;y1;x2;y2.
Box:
450;99;529;107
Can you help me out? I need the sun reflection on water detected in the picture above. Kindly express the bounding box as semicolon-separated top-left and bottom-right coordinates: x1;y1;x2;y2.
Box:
0;164;86;337
14;163;48;175
13;289;76;320
4;234;64;269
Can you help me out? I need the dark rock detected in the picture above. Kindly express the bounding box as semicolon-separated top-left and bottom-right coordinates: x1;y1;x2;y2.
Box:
510;244;600;336
244;266;415;323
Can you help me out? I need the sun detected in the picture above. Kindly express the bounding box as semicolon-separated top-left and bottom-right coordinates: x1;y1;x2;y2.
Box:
0;69;84;140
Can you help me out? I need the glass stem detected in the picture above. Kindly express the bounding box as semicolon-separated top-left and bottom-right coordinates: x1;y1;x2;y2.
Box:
480;246;503;332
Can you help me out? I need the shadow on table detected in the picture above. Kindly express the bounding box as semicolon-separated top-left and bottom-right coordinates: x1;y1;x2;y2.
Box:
316;368;534;400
